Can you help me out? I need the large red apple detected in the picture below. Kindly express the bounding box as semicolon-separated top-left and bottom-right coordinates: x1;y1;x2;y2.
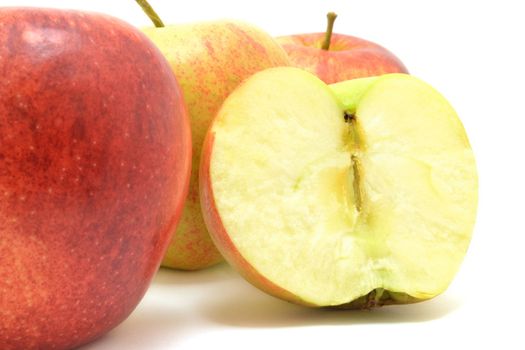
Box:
276;13;408;84
0;8;191;350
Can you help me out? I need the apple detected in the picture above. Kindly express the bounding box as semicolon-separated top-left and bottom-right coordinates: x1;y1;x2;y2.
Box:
0;8;191;349
200;67;477;307
276;12;408;84
138;1;291;270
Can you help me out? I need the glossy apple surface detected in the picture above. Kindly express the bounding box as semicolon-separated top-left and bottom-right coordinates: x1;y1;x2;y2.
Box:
276;32;408;84
200;67;477;308
142;21;290;270
0;8;191;350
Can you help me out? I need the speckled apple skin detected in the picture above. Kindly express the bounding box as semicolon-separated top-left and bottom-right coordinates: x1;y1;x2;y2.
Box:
276;33;408;84
142;22;290;270
0;8;191;350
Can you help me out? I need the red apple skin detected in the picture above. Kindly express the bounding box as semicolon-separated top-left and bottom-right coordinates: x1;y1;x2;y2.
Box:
276;33;408;84
200;133;314;307
0;8;191;350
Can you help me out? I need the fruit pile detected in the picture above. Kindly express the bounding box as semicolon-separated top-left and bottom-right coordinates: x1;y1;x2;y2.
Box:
0;2;477;349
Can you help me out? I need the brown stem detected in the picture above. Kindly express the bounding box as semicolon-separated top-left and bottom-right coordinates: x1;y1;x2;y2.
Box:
321;12;337;50
135;0;165;28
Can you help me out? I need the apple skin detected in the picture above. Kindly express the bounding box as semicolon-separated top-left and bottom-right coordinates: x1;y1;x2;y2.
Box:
276;33;408;84
142;22;291;270
0;8;191;350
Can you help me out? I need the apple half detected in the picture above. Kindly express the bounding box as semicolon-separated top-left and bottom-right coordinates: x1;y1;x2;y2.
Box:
200;67;477;308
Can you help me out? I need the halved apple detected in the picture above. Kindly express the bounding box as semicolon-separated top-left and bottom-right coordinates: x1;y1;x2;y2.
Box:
200;67;477;308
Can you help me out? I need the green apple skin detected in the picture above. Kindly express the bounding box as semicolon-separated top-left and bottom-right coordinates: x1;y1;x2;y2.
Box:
142;22;290;270
276;33;407;84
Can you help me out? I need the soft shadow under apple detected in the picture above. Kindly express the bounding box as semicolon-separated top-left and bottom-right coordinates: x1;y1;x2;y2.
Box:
78;304;187;349
199;281;462;328
153;262;237;286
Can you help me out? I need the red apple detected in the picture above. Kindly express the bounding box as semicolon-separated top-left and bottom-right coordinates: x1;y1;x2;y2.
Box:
276;12;408;84
0;8;191;350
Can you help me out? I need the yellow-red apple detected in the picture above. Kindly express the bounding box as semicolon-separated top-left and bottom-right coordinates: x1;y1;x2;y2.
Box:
140;2;291;270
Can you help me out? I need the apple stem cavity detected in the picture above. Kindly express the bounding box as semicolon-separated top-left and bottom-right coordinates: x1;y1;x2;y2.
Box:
135;0;165;28
321;12;338;50
329;76;379;114
344;112;355;123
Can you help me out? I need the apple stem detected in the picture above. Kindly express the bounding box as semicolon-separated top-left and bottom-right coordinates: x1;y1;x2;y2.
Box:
135;0;165;28
321;12;337;50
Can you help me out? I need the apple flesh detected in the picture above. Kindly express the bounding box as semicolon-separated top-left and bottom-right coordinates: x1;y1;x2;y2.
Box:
276;33;408;84
142;21;290;270
200;67;477;307
0;8;191;349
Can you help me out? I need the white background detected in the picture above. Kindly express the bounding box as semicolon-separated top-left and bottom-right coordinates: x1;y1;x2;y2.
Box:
1;0;524;349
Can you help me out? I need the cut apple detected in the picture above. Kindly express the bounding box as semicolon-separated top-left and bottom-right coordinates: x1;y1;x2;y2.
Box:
200;67;477;307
